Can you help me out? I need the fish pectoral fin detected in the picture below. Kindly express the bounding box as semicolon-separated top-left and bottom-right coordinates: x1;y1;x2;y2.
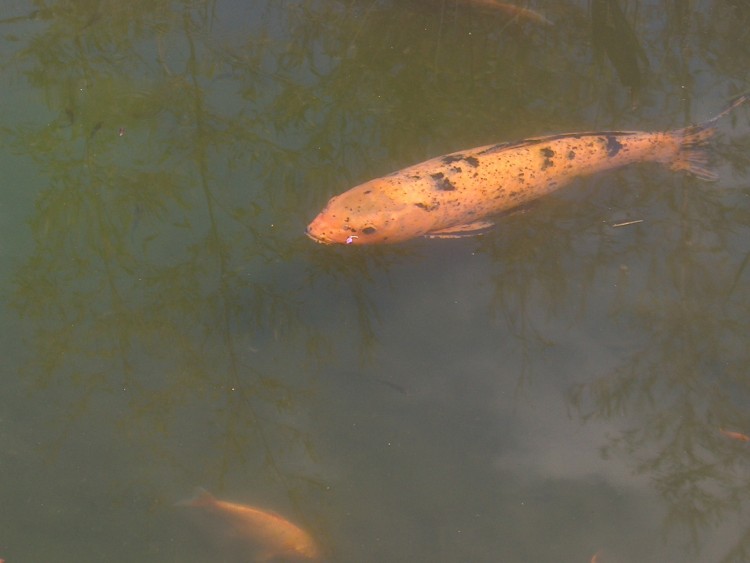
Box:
425;220;496;239
671;123;722;181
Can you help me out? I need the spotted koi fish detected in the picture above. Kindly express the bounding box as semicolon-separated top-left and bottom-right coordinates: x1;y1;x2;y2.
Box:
306;96;747;245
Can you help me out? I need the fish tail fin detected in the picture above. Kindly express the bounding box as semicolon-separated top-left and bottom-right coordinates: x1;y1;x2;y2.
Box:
175;487;216;508
670;95;749;181
670;123;718;181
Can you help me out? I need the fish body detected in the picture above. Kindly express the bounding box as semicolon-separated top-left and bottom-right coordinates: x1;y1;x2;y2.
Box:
720;428;750;442
307;97;747;245
462;0;552;25
180;489;321;561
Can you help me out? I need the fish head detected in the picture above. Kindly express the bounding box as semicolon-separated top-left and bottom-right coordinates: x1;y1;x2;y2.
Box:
306;179;434;245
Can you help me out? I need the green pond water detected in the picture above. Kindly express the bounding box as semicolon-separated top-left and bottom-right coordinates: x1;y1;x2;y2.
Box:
0;1;749;561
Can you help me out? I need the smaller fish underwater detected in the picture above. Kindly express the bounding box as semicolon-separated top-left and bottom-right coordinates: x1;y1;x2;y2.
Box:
720;428;750;442
179;489;322;562
457;0;552;25
307;96;748;245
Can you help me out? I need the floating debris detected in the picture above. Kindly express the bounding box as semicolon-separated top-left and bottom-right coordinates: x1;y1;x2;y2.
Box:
611;219;644;228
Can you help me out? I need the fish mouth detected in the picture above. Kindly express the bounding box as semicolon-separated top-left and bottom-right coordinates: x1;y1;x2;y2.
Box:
305;226;333;245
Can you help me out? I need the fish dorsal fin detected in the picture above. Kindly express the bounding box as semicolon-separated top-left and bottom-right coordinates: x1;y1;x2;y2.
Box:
476;131;642;156
175;487;217;508
425;220;495;239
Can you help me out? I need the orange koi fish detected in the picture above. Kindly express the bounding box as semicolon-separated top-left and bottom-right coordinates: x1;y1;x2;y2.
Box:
462;0;552;26
179;489;321;561
720;428;750;442
307;97;747;245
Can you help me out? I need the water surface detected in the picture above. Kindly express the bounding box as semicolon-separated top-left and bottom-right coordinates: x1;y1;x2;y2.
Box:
1;1;749;561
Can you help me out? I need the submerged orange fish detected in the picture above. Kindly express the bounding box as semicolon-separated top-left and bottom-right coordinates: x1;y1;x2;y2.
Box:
307;97;747;245
461;0;552;26
180;489;321;561
720;428;750;442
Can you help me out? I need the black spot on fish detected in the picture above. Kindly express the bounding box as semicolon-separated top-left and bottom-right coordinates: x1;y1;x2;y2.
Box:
431;172;456;191
362;226;377;235
540;147;555;170
452;166;463;173
605;136;623;157
364;190;372;194
464;156;479;167
567;150;576;160
415;201;439;211
440;178;457;191
441;154;464;164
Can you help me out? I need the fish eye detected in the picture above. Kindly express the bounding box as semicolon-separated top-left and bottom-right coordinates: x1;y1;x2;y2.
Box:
362;226;377;235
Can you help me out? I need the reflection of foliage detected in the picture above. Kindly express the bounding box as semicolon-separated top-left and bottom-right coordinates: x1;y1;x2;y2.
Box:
4;0;394;499
568;157;750;558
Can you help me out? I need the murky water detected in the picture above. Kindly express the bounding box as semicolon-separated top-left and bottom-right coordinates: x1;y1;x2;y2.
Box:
1;1;749;561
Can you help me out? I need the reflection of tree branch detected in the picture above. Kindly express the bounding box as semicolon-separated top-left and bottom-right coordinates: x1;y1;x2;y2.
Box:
568;177;750;555
179;6;309;499
8;1;340;507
